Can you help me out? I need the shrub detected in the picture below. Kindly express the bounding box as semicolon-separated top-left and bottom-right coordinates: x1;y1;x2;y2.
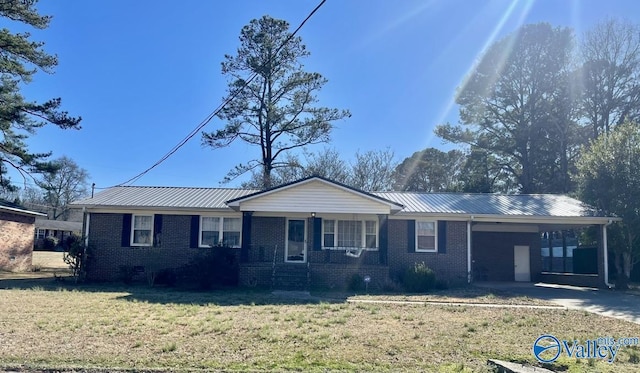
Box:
403;262;436;293
42;236;59;251
381;278;403;293
118;265;136;285
182;246;239;290
153;268;177;287
347;273;364;292
63;235;90;283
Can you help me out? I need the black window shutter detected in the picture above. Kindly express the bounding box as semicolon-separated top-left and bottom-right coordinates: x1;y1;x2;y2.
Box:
153;214;163;247
241;212;252;262
190;215;200;248
438;221;447;253
407;220;416;253
313;217;322;251
378;215;388;265
121;214;132;247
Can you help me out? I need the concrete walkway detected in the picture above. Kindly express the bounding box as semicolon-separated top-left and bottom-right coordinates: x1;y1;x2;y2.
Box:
476;282;640;324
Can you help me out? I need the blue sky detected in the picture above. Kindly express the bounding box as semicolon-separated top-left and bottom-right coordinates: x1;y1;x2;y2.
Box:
6;0;640;189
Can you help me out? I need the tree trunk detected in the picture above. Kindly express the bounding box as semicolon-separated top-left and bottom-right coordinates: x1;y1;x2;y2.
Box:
614;251;630;290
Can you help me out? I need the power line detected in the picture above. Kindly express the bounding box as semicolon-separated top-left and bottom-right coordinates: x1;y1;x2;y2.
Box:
111;0;327;188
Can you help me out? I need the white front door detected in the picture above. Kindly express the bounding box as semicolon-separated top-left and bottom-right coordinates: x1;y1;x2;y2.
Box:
514;245;531;282
285;219;307;263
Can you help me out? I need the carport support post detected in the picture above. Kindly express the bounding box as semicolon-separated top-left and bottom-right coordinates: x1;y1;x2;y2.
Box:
603;222;612;288
467;219;472;283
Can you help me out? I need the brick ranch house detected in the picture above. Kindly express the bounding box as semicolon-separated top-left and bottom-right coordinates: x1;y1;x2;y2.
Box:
0;200;46;271
71;176;618;289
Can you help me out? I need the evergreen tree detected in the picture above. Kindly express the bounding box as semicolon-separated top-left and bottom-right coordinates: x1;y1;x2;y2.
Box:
0;0;81;191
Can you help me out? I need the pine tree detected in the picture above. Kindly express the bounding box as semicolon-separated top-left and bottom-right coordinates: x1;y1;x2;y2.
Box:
0;0;81;191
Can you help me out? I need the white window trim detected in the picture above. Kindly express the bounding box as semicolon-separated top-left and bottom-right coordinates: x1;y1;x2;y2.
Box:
131;214;153;247
199;216;242;248
322;219;379;251
415;220;438;253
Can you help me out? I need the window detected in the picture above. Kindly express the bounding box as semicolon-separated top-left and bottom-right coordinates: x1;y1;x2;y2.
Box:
338;221;362;247
201;217;220;247
365;221;377;248
416;221;436;252
35;229;45;240
323;219;335;247
322;219;378;249
223;217;241;247
131;215;153;246
200;216;241;248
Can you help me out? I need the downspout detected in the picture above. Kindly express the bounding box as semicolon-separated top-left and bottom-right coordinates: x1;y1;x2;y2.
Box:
83;208;90;247
467;216;473;283
603;220;613;288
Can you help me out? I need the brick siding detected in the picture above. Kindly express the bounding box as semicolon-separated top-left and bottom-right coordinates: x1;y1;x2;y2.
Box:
0;211;35;271
88;213;473;287
387;220;469;286
472;232;542;282
87;213;240;281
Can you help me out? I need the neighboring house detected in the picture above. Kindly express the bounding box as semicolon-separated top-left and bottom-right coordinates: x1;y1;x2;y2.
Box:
34;218;83;250
0;200;46;271
71;176;618;289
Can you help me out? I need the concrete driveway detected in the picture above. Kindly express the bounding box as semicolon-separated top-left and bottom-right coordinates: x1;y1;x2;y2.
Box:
476;282;640;324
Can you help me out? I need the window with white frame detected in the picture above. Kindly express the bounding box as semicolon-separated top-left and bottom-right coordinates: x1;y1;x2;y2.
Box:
365;221;377;248
200;216;241;248
323;220;335;247
223;217;241;247
35;228;45;240
416;220;436;252
323;219;378;249
131;214;153;246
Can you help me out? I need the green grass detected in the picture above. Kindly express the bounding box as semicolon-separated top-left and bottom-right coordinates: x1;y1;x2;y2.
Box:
0;283;639;372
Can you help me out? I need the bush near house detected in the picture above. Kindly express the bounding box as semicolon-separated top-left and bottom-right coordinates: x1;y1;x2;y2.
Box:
42;237;59;251
403;262;436;293
182;246;239;290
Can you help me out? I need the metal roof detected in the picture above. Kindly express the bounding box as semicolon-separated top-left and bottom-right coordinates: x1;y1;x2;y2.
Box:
72;186;259;210
72;184;605;219
374;192;602;217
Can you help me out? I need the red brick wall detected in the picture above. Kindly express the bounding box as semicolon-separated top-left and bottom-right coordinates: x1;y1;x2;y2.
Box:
387;220;469;286
0;211;35;271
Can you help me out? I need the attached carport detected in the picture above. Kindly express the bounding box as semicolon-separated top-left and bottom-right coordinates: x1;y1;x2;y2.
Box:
469;214;618;289
375;191;619;289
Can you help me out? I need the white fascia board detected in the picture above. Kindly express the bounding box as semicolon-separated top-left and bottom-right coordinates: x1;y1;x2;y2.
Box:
0;206;47;217
391;212;618;225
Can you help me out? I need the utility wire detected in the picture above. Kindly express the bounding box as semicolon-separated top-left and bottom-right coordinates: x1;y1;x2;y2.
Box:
110;0;327;188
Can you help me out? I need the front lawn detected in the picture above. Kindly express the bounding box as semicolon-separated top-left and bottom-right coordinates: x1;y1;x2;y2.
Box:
0;283;639;372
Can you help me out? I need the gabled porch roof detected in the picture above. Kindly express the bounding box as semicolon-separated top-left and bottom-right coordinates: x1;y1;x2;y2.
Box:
226;176;405;215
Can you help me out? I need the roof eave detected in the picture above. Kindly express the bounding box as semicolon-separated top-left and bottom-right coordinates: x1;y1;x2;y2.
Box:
394;212;619;224
225;176;404;212
0;206;47;217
